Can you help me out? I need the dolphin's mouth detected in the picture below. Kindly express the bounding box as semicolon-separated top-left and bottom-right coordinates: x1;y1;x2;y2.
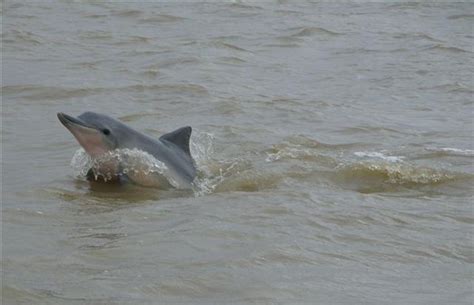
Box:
58;112;110;157
57;112;97;132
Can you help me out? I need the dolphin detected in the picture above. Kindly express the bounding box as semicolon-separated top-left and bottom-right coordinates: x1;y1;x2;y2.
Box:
57;111;196;188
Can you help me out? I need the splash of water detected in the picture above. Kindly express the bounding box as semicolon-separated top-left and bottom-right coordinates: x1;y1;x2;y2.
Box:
193;158;250;196
190;131;215;166
191;130;263;195
70;131;220;192
71;147;172;184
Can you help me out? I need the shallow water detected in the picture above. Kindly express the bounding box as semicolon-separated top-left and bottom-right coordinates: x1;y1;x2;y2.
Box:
2;2;473;304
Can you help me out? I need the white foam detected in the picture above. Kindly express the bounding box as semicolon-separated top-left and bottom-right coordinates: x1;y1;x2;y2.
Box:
265;147;311;162
354;151;404;163
427;147;474;156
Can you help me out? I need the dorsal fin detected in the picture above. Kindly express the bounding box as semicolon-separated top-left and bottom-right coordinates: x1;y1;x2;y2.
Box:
159;126;192;156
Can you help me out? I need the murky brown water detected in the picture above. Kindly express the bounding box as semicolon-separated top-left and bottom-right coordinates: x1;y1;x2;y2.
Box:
2;2;473;304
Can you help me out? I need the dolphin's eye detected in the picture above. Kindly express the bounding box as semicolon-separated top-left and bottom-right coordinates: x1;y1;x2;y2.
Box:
102;128;110;135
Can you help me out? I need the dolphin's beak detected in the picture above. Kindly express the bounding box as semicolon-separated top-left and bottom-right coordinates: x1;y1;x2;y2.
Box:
58;112;108;157
57;112;95;131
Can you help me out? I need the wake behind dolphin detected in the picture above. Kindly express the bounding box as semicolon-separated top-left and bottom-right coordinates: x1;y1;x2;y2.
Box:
58;112;197;189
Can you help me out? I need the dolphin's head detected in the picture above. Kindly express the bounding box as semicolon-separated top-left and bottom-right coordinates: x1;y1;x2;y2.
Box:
58;112;121;157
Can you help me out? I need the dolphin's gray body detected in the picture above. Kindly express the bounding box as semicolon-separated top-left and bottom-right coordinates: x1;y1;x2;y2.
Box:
58;111;196;188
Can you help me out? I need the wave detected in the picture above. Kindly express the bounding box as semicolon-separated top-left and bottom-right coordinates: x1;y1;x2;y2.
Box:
2;85;107;100
217;56;247;65
201;170;282;194
354;151;404;163
264;43;301;48
447;14;474;20
229;3;263;10
3;29;43;45
425;147;474;157
392;32;443;43
211;41;251;52
139;14;185;24
338;163;456;185
420;82;473;93
331;162;471;193
193;158;254;195
3;83;209;100
289;26;342;37
148;57;201;69
423;44;471;54
111;9;143;18
111;35;151;46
